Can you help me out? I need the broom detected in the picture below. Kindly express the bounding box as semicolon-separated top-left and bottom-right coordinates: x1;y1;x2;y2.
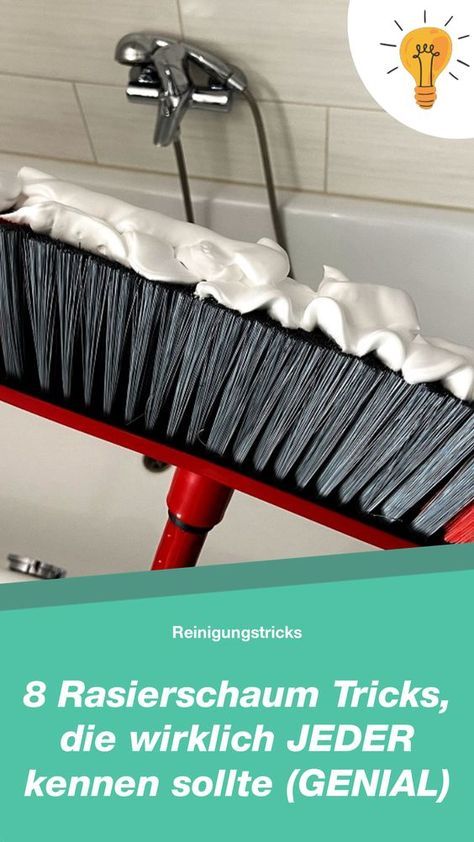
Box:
0;168;472;555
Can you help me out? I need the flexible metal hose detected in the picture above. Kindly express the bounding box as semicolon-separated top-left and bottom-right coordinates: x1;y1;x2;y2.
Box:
241;88;289;260
173;138;195;223
173;90;291;271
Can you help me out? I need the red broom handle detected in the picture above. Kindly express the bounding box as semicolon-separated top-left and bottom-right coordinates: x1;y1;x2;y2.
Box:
152;468;233;570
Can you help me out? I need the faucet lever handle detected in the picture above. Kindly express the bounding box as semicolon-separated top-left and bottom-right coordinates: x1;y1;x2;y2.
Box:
115;31;172;65
115;32;248;92
153;42;191;97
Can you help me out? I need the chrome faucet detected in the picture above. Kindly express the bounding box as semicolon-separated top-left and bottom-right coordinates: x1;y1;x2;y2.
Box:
114;32;289;260
115;33;247;147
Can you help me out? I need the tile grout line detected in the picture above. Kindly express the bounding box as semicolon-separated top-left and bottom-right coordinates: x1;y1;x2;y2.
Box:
0;69;381;112
0;147;470;214
72;82;98;164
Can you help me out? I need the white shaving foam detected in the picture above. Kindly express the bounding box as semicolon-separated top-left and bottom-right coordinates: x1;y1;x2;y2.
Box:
0;166;472;401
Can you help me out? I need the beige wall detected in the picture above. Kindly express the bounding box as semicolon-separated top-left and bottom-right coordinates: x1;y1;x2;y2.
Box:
0;0;473;209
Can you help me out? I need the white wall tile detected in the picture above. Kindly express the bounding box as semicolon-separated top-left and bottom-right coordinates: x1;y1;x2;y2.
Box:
328;108;474;209
179;0;374;108
77;85;177;174
0;0;181;86
0;75;93;161
77;84;327;190
0;1;471;209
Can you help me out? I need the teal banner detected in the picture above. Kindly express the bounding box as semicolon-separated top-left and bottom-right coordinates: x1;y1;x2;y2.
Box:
0;545;472;840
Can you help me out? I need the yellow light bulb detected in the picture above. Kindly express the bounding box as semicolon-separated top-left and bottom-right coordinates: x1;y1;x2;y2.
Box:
400;27;452;109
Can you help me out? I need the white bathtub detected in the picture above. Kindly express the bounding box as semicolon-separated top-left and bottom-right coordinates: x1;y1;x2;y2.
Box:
0;154;472;581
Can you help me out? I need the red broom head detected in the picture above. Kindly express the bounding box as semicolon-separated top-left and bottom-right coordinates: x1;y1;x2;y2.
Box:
445;503;474;545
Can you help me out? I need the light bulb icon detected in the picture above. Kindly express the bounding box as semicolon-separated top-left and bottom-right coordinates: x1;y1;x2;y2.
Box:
400;27;452;108
350;3;474;136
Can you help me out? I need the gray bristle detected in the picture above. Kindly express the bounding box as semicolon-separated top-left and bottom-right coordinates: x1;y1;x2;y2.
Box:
22;236;57;390
81;261;108;406
316;376;413;498
165;301;219;439
185;310;244;445
252;346;323;472
382;415;474;522
272;353;352;480
0;226;23;379
103;271;134;415
56;249;84;399
359;399;470;513
144;294;196;430
294;362;380;488
338;389;446;506
125;282;163;424
412;457;474;535
205;323;274;457
0;222;472;545
231;334;294;463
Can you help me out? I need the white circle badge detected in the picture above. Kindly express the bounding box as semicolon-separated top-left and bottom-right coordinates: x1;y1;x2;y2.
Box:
348;0;474;138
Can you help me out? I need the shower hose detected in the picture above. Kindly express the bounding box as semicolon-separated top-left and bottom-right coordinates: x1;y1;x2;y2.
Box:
172;88;290;265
